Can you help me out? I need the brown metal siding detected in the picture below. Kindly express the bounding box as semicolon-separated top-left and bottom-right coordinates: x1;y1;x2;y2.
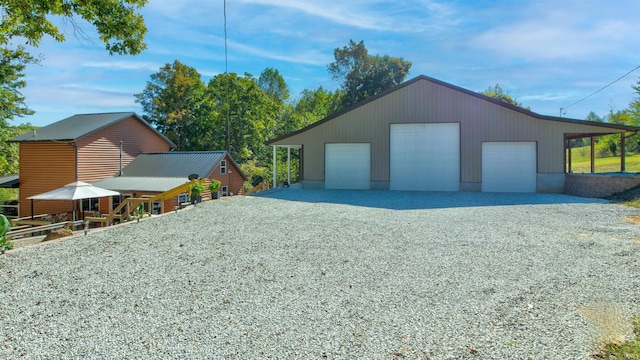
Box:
271;79;625;184
19;142;76;218
76;116;172;182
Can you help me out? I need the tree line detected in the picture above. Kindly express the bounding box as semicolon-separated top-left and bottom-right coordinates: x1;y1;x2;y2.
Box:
2;2;640;194
135;40;412;186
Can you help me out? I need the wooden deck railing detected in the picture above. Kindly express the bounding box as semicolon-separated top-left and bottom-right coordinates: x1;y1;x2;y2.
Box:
85;180;202;226
244;181;270;195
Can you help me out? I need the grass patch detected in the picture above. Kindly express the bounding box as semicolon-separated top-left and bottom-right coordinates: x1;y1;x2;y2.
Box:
567;146;640;173
592;317;640;359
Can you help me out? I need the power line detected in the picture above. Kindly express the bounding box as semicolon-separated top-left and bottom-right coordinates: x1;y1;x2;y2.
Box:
561;64;640;116
224;0;230;152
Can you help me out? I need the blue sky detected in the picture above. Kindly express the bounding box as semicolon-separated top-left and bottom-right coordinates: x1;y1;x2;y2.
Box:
17;0;640;127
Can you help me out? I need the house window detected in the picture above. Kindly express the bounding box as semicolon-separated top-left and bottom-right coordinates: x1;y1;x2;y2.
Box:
178;193;188;204
221;186;228;196
220;160;227;174
112;194;131;212
151;200;162;215
81;197;99;212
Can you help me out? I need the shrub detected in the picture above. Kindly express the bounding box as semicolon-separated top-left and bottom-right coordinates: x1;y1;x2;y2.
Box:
0;214;13;252
189;181;205;203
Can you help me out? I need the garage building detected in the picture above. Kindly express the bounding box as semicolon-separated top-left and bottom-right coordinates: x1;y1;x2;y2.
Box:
267;75;639;193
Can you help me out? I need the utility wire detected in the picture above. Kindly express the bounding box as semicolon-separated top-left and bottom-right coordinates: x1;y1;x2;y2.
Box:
224;0;230;152
562;65;640;114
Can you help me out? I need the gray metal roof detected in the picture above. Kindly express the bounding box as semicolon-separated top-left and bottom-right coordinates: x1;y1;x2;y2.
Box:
0;174;19;188
121;151;230;179
9;112;175;146
91;177;190;193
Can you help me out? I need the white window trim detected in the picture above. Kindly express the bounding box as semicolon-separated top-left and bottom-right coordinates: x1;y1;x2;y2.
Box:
221;186;228;196
178;193;188;204
220;160;227;174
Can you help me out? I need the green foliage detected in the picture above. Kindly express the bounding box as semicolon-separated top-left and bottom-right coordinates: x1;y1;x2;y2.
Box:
0;0;148;55
1;47;37;122
0;122;37;174
1;0;148;122
135;60;209;150
208;179;221;193
0;214;13;251
258;67;289;103
594;317;640;359
586;111;604;122
189;181;205;202
239;159;270;187
207;72;277;162
328;39;411;108
277;86;343;136
480;84;530;110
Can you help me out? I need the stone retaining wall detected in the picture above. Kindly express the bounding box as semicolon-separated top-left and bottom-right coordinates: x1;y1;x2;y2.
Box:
564;173;640;198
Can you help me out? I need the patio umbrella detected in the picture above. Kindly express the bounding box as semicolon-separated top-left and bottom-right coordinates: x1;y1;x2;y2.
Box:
28;181;120;221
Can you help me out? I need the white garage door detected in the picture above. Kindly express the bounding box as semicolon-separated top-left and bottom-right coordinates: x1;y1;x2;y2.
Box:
325;143;371;189
482;142;537;193
390;123;460;191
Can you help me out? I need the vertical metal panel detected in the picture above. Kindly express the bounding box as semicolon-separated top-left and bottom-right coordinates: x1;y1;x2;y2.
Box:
270;78;627;187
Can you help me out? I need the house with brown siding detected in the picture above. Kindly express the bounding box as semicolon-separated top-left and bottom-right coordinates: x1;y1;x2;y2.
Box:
92;151;247;214
10;112;175;218
267;75;640;195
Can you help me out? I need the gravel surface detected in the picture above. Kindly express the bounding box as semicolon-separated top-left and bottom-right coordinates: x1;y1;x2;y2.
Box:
1;190;639;359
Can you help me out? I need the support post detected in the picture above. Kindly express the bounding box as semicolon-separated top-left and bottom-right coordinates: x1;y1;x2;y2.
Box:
272;146;277;189
590;136;595;173
287;146;291;185
567;137;572;173
621;133;626;172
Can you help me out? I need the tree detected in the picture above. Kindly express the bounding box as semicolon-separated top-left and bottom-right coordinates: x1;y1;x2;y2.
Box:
135;60;209;151
328;39;411;108
258;67;289;103
1;0;148;122
207;72;277;162
480;84;530;110
0;0;147;55
0;122;36;201
0;47;36;123
277;86;342;136
585;111;604;123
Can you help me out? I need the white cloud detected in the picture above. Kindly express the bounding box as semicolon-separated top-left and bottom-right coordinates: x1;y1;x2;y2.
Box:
228;39;331;66
82;61;161;72
470;2;640;61
234;0;456;33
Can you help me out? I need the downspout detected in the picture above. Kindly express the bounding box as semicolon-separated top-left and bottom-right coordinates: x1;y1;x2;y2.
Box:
68;141;78;181
69;141;78;221
119;141;123;176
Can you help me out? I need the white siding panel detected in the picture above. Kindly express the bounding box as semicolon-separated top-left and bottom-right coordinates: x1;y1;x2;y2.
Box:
482;142;537;193
325;144;370;189
390;123;460;191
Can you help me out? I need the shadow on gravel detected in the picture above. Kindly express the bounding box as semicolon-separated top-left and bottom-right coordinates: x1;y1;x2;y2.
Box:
253;189;608;210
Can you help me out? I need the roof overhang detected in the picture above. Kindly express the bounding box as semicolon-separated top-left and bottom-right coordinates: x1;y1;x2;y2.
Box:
265;74;640;145
0;174;19;188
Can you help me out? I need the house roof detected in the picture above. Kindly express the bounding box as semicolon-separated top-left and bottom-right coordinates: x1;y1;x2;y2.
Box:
0;174;19;188
120;151;248;180
9;112;175;147
266;75;640;145
92;177;190;193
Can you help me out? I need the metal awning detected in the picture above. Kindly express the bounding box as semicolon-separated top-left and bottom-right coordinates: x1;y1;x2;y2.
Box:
0;174;19;188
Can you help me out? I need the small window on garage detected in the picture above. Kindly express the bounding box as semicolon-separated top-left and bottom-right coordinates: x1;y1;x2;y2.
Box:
220;160;227;174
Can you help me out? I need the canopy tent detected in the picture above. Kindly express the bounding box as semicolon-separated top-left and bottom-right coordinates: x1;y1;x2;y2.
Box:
28;181;120;221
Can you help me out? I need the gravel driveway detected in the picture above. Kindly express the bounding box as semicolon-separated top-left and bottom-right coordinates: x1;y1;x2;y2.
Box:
1;190;639;359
